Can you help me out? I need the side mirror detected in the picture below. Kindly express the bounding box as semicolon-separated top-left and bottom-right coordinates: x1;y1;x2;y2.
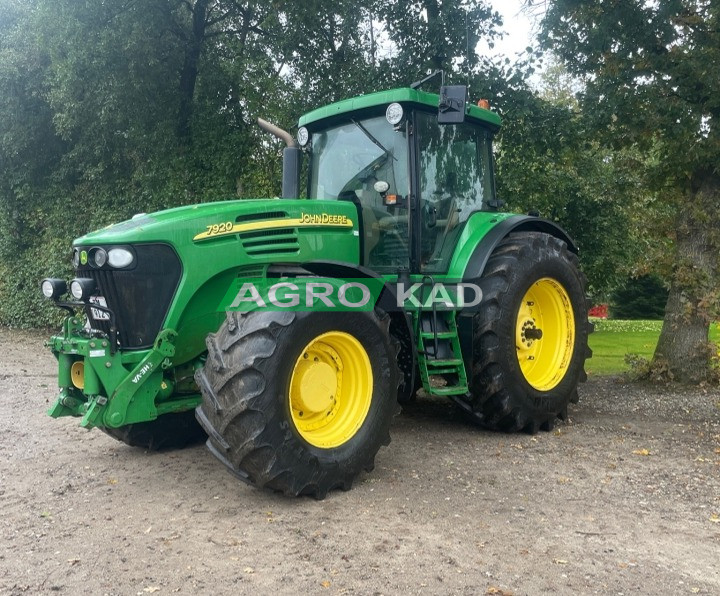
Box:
438;85;467;124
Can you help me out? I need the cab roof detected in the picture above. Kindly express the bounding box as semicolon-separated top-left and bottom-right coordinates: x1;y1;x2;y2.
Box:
298;87;502;130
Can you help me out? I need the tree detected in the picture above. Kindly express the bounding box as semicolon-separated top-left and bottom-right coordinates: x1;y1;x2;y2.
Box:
0;0;509;327
537;0;720;383
377;0;501;80
611;275;668;320
469;58;645;297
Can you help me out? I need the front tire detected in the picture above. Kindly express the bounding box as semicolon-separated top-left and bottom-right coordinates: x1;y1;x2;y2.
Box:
100;410;207;450
461;232;592;433
195;309;399;498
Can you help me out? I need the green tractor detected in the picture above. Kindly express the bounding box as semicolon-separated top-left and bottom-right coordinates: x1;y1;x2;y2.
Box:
42;83;591;498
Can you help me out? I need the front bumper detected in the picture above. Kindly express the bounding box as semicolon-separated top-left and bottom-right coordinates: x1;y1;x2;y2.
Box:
47;316;200;429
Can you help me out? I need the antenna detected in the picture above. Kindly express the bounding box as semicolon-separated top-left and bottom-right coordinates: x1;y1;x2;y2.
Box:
368;8;376;68
465;10;470;84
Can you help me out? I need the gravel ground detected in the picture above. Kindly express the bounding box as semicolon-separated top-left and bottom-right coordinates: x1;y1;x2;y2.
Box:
1;328;719;595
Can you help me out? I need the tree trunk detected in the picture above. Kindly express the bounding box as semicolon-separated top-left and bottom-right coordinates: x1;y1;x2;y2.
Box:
177;0;209;140
653;174;719;383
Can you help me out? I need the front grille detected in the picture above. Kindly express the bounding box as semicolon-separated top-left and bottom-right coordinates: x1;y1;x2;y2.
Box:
76;243;182;349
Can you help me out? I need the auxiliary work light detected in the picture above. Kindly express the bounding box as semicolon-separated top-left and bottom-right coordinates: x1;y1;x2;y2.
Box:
40;278;67;300
297;126;309;147
69;278;97;301
385;103;404;125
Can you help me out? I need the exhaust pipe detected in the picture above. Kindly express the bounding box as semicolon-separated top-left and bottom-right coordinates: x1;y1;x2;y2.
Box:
257;118;300;199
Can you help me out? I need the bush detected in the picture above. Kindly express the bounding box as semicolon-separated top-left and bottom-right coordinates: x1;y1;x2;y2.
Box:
610;275;668;320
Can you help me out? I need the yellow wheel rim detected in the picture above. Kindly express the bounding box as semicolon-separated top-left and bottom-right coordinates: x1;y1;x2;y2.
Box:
515;277;575;391
289;331;373;449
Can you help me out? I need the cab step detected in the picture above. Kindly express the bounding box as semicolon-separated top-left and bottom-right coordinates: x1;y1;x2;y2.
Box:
429;385;470;397
420;330;456;339
426;358;464;367
414;292;469;397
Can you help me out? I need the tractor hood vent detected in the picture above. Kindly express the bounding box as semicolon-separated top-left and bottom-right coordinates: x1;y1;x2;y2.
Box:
240;227;299;256
236;211;287;223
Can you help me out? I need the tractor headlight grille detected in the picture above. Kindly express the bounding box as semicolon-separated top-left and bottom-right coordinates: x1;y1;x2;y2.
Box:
74;243;182;349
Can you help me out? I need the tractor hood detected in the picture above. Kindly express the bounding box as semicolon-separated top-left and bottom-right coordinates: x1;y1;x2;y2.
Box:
69;198;361;360
73;199;360;263
78;199;309;244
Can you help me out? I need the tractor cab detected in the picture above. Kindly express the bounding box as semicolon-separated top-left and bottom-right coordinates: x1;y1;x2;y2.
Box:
295;86;501;275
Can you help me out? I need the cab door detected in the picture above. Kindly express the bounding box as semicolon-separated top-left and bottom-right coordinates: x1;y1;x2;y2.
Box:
412;111;496;274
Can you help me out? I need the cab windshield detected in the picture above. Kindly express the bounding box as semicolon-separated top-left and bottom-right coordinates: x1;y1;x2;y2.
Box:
309;116;408;201
310;116;409;272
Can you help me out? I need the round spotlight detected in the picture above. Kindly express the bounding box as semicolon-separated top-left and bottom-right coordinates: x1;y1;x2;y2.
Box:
297;126;309;147
93;248;107;268
41;278;67;300
70;278;97;301
373;180;390;194
386;103;404;126
108;247;134;268
70;280;83;300
41;280;54;298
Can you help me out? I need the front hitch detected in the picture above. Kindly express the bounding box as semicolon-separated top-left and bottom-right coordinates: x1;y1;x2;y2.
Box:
47;322;198;429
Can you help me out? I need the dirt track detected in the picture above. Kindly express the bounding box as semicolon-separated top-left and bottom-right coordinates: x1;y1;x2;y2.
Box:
1;329;719;595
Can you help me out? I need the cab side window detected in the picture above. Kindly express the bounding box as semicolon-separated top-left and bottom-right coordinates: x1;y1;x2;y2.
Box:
416;112;493;272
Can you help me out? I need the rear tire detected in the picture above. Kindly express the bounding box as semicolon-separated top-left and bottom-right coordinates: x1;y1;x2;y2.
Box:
393;314;419;405
100;410;206;450
195;309;399;498
460;232;591;433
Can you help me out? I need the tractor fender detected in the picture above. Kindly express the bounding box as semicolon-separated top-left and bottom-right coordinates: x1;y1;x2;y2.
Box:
300;260;403;314
462;215;577;282
301;260;416;399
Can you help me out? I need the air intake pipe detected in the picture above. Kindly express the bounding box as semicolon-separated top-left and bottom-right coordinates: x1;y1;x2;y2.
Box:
257;118;301;199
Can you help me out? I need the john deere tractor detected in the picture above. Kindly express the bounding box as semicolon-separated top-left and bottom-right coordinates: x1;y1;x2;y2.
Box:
42;83;591;498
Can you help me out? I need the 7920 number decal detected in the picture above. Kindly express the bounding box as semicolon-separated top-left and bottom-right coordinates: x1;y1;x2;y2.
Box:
204;221;234;236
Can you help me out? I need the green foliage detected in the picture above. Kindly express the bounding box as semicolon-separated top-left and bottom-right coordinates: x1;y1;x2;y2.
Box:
376;0;501;79
538;0;720;381
610;275;668;320
476;62;643;295
0;0;645;327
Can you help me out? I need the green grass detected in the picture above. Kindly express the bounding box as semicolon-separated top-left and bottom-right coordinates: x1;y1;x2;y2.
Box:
586;319;720;376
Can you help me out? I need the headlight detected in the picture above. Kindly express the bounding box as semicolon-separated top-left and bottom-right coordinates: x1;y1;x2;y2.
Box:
72;248;80;268
92;247;107;268
70;278;96;301
41;278;67;300
297;126;309;147
107;247;134;268
386;103;404;125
